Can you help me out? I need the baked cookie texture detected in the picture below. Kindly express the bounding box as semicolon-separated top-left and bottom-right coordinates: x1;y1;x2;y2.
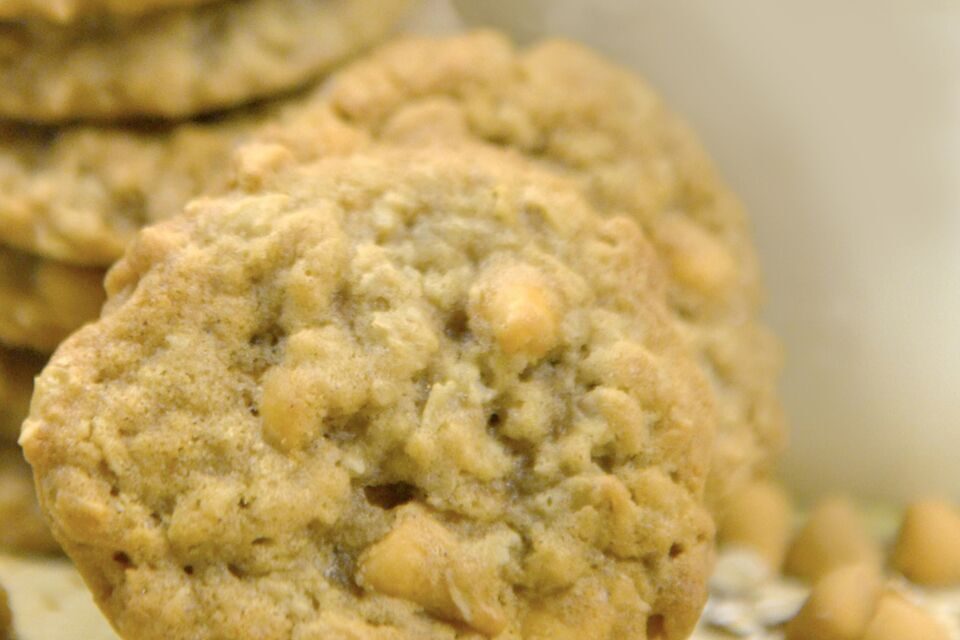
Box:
0;0;216;22
0;347;43;443
0;245;104;352
0;0;410;122
256;31;786;508
0;445;59;555
2;29;781;507
22;148;717;640
0;96;367;266
0;116;262;265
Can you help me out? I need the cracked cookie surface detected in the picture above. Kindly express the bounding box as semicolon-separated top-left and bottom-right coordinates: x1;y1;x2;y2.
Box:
22;147;715;640
0;0;409;122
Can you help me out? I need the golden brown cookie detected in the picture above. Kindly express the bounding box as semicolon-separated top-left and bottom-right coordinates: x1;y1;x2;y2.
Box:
0;347;43;444
0;93;365;266
2;30;782;510
255;30;785;509
0;0;215;22
0;0;410;122
0;445;58;555
0;245;104;353
22;147;716;640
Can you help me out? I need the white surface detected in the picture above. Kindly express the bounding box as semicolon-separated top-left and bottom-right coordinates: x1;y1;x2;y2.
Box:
455;0;960;502
0;554;117;640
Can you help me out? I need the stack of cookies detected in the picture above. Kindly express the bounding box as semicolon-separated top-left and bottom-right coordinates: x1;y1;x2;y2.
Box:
0;0;412;556
5;15;790;640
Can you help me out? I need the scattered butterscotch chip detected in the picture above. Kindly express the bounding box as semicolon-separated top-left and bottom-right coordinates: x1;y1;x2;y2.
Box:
891;499;960;587
719;480;792;571
784;563;883;640
861;592;950;640
785;497;882;582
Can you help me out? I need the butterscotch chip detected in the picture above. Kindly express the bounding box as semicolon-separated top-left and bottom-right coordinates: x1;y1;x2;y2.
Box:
0;445;59;555
468;262;561;359
718;480;792;570
357;505;514;635
784;563;884;640
0;245;104;353
785;497;882;582
861;593;949;640
891;499;960;587
0;347;43;444
0;0;215;22
0;0;410;122
21;148;716;639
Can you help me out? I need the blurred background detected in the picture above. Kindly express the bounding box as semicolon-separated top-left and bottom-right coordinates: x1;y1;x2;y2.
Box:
446;0;960;502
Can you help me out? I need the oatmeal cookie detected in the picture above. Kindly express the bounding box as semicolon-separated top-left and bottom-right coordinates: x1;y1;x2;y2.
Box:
255;31;786;508
0;445;58;555
0;0;410;122
0;97;364;266
0;245;104;353
0;348;43;443
3;30;781;509
22;148;716;640
0;0;215;23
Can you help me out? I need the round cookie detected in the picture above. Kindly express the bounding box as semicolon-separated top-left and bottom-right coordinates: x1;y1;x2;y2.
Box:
22;148;716;640
0;245;105;353
0;348;43;443
1;30;781;509
0;0;216;23
255;30;786;509
0;0;411;123
0;445;58;555
0;94;365;266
